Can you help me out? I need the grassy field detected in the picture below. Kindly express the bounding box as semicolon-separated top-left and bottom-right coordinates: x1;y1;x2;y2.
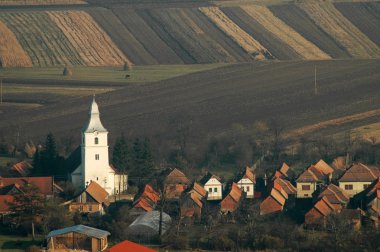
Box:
0;235;43;252
0;64;224;83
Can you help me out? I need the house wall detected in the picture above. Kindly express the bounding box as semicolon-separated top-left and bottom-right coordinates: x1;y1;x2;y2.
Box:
220;196;238;213
69;202;102;214
204;178;222;200
237;178;254;198
296;182;316;198
339;182;372;197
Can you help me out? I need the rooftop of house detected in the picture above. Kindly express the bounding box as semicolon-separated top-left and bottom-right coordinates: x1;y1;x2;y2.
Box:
313;196;335;217
237;166;256;183
83;181;109;204
191;182;207;198
314;159;334;175
164;168;190;185
10;161;33;177
0;176;55;196
318;184;350;206
199;172;222;186
296;165;326;183
260;195;284;215
106;240;157;252
338;163;380;182
273;177;296;195
47;224;110;239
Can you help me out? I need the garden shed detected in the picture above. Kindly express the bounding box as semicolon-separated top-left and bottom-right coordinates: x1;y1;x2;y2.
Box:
128;211;171;238
46;224;110;252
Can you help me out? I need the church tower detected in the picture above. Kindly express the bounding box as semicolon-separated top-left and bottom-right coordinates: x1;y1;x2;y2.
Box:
80;96;114;194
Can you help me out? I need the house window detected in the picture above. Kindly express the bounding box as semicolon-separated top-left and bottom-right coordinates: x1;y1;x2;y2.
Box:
214;187;218;193
302;185;311;190
209;188;212;193
89;205;92;212
95;154;100;160
345;184;353;190
95;137;99;145
363;184;370;189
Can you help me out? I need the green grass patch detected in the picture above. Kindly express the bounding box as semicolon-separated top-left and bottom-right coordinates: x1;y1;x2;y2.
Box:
0;64;226;84
0;235;43;252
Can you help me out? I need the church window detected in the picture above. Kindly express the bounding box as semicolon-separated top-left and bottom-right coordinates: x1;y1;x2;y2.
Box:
95;154;100;160
95;137;99;145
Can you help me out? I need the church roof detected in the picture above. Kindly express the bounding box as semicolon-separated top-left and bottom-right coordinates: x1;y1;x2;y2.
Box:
82;96;107;133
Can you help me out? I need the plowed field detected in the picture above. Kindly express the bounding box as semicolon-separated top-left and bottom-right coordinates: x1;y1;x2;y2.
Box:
0;20;32;67
0;11;84;67
335;2;380;47
300;2;380;58
48;11;128;66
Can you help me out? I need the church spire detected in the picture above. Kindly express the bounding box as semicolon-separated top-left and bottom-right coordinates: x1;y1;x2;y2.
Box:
82;95;107;133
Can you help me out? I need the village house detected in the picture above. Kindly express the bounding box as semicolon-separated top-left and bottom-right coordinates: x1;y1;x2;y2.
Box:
180;182;207;220
220;182;243;214
68;181;109;215
260;177;296;215
272;162;291;180
131;184;160;214
200;172;223;200
71;96;128;195
296;160;333;198
47;224;110;252
163;168;190;200
317;184;350;210
304;196;335;228
338;163;380;197
236;166;255;198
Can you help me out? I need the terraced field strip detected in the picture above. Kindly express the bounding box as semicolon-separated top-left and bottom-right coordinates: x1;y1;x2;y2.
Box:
90;8;157;65
199;7;270;59
242;5;330;60
112;8;183;64
300;2;380;58
269;4;350;59
0;0;85;5
0;20;32;67
335;2;380;47
0;12;84;67
48;11;129;66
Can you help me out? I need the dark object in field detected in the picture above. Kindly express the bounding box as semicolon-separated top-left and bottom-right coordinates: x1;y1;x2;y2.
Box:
125;74;130;78
63;66;72;76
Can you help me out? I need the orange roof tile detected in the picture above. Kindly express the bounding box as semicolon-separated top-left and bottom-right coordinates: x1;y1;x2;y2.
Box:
133;198;154;212
141;184;160;203
11;161;33;177
318;184;349;205
229;183;243;202
238;166;255;183
0;177;53;196
190;192;203;208
274;178;296;194
106;240;157;252
85;181;109;204
314;159;334;175
339;163;380;182
260;196;284;215
296;165;325;183
279;162;290;177
192;182;207;198
314;196;335;217
165;168;189;185
270;188;286;206
273;182;288;200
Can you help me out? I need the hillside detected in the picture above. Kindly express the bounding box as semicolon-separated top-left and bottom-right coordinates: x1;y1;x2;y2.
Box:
1;60;379;144
0;1;380;66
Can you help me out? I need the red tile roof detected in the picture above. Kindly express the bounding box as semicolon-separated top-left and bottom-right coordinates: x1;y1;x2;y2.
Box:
0;177;53;196
260;196;283;215
274;178;296;195
11;161;33;177
165;168;189;185
273;182;288;200
314;159;334;175
133;198;154;212
192;182;207;198
165;184;187;199
314;196;335;217
106;240;157;252
339;163;380;182
85;181;109;204
0;195;14;214
220;183;243;213
238;166;255;183
296;165;325;183
141;184;160;203
279;162;290;177
318;184;349;206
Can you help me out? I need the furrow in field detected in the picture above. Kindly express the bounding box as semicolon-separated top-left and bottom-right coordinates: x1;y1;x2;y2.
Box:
300;2;380;58
242;5;330;60
0;11;84;67
0;20;32;67
269;4;350;59
90;8;157;65
335;2;380;47
48;11;129;66
199;7;271;60
0;0;85;5
112;8;183;64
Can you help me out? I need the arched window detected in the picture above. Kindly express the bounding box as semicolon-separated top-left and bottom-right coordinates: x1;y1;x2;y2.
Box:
95;137;99;145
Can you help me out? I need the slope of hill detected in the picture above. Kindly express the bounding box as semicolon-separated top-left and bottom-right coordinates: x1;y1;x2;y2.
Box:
0;1;379;67
1;60;379;143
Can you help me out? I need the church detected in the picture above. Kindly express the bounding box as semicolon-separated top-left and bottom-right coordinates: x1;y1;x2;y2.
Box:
71;96;128;195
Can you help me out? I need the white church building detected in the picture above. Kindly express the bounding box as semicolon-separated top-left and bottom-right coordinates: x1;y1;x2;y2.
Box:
71;96;127;195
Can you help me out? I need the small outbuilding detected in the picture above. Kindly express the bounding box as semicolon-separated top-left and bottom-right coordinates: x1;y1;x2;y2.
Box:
46;224;110;252
128;211;171;239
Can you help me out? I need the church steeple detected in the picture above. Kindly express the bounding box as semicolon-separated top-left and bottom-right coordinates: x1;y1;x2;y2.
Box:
82;95;107;133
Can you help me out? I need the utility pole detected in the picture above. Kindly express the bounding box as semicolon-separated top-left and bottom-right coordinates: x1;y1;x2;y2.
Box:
314;65;318;96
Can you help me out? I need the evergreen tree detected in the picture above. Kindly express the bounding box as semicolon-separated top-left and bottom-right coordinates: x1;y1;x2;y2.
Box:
42;132;59;176
142;138;154;177
131;138;144;178
32;148;42;175
112;135;130;173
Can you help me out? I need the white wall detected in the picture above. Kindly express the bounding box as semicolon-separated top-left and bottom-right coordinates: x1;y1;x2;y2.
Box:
296;182;316;198
204;178;222;200
237;178;254;198
339;182;371;197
